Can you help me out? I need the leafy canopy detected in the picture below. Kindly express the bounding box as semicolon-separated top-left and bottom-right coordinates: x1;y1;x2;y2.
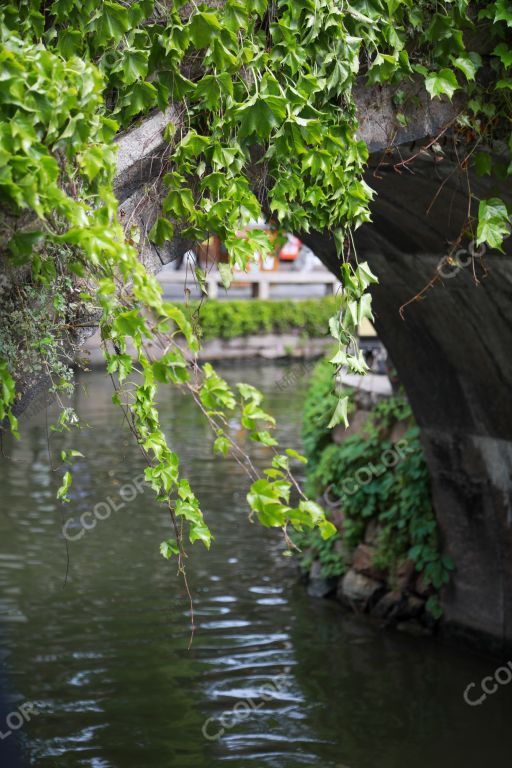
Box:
0;0;511;571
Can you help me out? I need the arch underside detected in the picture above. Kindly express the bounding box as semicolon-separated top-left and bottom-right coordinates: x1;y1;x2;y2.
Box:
4;80;512;649
306;153;512;651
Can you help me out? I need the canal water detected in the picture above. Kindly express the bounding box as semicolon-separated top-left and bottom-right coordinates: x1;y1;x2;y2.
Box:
0;362;511;767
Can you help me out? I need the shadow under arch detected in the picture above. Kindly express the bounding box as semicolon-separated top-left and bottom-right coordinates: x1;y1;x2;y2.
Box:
303;152;512;651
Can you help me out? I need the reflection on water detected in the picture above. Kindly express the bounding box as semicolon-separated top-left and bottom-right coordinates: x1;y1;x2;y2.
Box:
0;362;511;767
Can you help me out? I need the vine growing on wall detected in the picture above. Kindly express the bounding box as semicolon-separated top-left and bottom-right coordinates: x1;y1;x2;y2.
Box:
298;357;453;618
0;0;511;570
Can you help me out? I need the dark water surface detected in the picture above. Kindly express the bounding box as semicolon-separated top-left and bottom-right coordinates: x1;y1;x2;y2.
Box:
1;362;511;768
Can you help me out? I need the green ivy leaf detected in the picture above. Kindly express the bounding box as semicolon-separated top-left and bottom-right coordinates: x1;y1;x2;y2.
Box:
237;383;263;404
493;0;512;27
122;49;149;85
476;197;511;250
195;73;233;109
298;500;325;525
189;11;222;49
79;146;107;182
474;152;492;177
128;0;154;26
493;43;512;69
178;130;210;158
218;262;233;290
163;188;196;218
160;539;179;559
213;434;231;456
189;521;212;548
356;262;379;290
247;478;290;527
285;448;307;464
149;217;175;245
319;519;337;540
57;471;72;503
94;1;130;45
328;396;349;430
451;53;481;81
425;68;459;99
119;80;158;119
8;231;45;263
357;293;374;324
250;430;279;446
237;98;280;140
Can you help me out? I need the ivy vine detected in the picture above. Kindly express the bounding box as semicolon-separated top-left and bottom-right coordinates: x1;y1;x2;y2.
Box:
0;0;511;580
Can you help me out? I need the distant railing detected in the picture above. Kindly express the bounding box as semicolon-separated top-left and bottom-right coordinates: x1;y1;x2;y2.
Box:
159;269;340;299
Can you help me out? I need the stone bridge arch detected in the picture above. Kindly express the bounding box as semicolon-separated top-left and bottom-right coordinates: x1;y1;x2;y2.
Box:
4;79;511;649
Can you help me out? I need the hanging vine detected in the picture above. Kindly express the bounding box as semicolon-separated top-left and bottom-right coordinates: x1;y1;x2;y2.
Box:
0;0;511;568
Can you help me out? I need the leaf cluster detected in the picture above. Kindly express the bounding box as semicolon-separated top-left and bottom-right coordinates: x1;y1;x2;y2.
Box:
297;358;454;611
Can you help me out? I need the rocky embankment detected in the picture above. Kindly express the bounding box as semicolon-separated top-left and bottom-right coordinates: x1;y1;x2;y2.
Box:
301;382;439;637
306;536;436;637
